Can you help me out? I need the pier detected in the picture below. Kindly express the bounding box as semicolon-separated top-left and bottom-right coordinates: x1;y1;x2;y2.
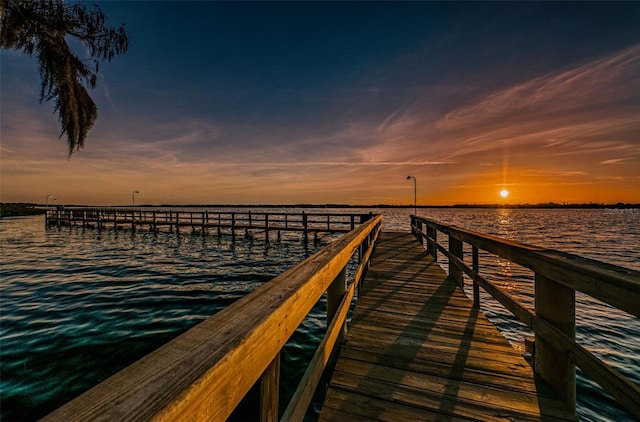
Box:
320;232;573;420
41;214;640;421
45;208;373;242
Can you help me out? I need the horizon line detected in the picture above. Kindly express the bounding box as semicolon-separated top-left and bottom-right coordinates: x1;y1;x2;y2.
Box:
3;201;639;209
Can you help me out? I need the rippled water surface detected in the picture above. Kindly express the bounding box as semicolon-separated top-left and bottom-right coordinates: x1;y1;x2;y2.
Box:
1;208;638;421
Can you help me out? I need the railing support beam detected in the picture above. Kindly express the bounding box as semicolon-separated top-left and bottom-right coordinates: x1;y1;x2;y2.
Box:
449;236;464;288
427;225;437;259
327;266;347;347
535;273;576;416
472;246;480;307
260;352;280;422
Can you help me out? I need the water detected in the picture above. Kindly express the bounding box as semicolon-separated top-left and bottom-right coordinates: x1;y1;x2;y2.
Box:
1;207;638;421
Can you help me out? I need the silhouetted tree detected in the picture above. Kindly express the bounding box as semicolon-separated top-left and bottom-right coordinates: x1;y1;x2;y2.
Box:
1;0;129;155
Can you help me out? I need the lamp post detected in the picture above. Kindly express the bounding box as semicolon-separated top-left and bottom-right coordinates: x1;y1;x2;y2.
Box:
45;194;54;208
406;176;416;216
132;190;139;208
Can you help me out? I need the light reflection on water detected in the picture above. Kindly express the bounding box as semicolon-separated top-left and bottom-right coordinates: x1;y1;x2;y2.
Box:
1;208;638;421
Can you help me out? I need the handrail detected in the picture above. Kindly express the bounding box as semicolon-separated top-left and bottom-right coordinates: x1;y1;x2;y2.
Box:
41;215;382;422
410;215;640;419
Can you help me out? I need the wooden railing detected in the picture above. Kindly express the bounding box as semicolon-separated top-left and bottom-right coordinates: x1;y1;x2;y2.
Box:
410;215;640;419
45;208;373;241
41;214;382;422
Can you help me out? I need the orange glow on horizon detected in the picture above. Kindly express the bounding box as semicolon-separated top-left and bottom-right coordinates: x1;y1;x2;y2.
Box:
2;47;639;207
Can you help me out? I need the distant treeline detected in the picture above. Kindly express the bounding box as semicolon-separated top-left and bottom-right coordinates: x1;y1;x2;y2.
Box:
0;203;46;218
152;203;640;209
1;202;638;218
427;202;640;209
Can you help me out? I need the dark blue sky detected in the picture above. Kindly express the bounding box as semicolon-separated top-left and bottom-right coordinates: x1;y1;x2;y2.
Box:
99;2;637;120
2;1;639;205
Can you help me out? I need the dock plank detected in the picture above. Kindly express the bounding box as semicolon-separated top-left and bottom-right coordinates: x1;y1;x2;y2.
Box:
319;232;575;421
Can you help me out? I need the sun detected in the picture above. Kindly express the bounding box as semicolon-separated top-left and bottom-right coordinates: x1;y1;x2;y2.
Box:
500;189;509;198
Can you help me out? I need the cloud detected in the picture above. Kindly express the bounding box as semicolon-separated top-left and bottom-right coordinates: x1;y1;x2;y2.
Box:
324;46;637;172
600;158;630;165
436;44;640;130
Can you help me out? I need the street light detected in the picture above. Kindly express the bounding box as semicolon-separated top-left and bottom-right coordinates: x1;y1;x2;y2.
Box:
45;194;55;208
132;190;139;208
406;176;416;216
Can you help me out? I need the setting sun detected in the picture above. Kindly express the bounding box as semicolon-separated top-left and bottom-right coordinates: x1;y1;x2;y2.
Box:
500;189;509;198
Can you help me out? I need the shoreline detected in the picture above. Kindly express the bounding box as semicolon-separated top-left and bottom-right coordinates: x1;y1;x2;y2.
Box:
2;201;639;218
3;202;640;218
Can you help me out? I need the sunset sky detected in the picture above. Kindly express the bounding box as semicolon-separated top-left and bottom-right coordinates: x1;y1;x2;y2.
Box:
1;1;639;206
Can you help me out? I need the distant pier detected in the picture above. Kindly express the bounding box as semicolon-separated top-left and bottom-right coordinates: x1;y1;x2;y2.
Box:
41;214;640;421
45;208;373;242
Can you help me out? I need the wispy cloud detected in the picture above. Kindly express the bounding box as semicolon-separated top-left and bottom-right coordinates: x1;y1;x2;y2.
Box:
600;158;630;165
309;45;639;175
437;45;640;130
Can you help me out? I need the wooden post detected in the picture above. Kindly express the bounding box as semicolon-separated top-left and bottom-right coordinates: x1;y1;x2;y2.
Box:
364;231;372;273
231;213;236;238
426;225;436;257
264;214;269;242
97;210;101;230
359;213;370;224
201;211;206;237
362;235;369;266
472;246;480;307
176;212;180;234
260;352;280;422
350;215;355;230
327;266;347;347
449;235;463;288
113;210;117;230
132;209;136;233
168;211;173;233
217;213;221;236
432;228;438;261
302;212;308;243
535;273;576;415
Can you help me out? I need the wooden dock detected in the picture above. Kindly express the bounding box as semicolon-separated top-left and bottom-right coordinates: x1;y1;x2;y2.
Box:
45;208;373;241
320;232;575;421
40;215;639;421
